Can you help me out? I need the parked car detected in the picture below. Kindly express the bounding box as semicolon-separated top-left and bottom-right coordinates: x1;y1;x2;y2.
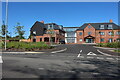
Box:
59;40;65;44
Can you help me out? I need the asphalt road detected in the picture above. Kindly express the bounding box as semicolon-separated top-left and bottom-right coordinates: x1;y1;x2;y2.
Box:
2;44;120;79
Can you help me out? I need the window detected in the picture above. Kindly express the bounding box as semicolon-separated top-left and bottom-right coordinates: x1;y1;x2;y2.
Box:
40;38;42;42
100;25;104;29
108;32;113;35
88;32;91;35
100;38;104;42
100;32;105;35
117;38;120;41
33;31;36;34
48;24;53;30
33;39;36;42
88;25;91;28
108;38;113;43
79;32;82;35
79;39;82;42
67;32;75;37
33;36;36;42
116;31;120;35
108;25;113;29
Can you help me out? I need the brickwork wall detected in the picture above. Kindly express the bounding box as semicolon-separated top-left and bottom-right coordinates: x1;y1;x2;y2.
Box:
31;30;65;44
76;24;120;44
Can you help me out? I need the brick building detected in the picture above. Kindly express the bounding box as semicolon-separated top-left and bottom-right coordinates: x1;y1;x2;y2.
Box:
76;20;120;44
30;21;65;43
30;20;120;44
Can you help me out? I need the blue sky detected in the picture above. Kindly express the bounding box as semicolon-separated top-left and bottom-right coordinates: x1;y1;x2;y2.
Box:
2;2;118;38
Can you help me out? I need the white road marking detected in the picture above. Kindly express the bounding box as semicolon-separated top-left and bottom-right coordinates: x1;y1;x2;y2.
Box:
51;48;67;53
97;49;112;56
116;58;120;60
38;68;44;70
2;52;44;54
77;50;82;57
79;56;84;58
0;56;3;63
55;70;63;72
92;73;100;75
80;50;82;53
106;58;114;60
87;56;94;59
87;52;96;56
96;57;104;60
77;54;81;57
68;71;75;73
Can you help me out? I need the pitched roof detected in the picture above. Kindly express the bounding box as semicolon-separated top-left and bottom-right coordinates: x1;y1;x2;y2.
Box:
63;27;79;28
77;23;120;30
45;23;65;32
30;21;45;30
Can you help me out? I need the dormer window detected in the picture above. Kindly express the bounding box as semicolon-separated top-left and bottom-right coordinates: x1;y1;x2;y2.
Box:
100;25;104;29
33;31;36;34
48;25;53;30
59;25;62;29
108;25;113;29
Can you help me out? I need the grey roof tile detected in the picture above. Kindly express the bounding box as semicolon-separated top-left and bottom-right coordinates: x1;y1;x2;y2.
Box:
77;23;120;30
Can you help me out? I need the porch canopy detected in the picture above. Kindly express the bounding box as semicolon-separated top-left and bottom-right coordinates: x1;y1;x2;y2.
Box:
84;35;95;40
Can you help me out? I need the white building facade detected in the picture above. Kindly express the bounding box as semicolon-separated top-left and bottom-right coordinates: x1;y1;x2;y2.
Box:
63;27;79;43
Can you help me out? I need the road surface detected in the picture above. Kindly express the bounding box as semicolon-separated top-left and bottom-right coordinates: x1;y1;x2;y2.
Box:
2;44;120;79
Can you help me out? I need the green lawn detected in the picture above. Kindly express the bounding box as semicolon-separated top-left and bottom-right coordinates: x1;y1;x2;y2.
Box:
114;50;120;53
1;41;53;51
97;42;120;48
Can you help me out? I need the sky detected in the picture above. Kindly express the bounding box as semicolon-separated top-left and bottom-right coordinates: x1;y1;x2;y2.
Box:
2;2;119;38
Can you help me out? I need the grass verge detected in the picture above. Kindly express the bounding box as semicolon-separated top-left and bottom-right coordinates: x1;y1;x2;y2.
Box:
1;41;54;51
114;50;120;53
97;42;120;48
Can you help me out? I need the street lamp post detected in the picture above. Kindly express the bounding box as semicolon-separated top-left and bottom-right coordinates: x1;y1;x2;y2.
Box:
99;31;101;46
5;0;8;50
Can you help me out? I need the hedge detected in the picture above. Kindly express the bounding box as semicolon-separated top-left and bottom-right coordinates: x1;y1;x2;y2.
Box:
1;42;53;51
98;42;120;48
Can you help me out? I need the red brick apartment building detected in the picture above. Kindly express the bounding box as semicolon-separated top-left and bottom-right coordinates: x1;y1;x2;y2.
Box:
30;21;65;43
30;20;120;44
76;20;120;44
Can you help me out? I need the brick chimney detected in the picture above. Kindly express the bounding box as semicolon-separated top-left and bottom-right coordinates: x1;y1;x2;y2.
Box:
109;19;113;23
40;20;44;23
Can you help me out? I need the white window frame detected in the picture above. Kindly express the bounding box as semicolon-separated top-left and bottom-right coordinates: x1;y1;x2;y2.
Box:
100;32;105;35
116;31;120;35
108;32;112;35
79;39;82;42
33;31;36;34
108;25;113;29
100;25;104;29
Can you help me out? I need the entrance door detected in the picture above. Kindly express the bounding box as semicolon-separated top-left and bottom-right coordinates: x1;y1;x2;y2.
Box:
86;39;94;43
33;39;36;42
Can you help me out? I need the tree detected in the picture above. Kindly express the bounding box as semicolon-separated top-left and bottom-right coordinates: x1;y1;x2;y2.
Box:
14;23;25;39
0;21;8;37
0;21;11;38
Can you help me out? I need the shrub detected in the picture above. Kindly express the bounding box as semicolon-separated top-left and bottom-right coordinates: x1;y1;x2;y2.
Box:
114;50;120;53
5;42;53;51
98;42;120;48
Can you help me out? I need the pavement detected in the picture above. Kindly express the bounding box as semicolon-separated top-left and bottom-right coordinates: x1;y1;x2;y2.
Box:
1;44;120;79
